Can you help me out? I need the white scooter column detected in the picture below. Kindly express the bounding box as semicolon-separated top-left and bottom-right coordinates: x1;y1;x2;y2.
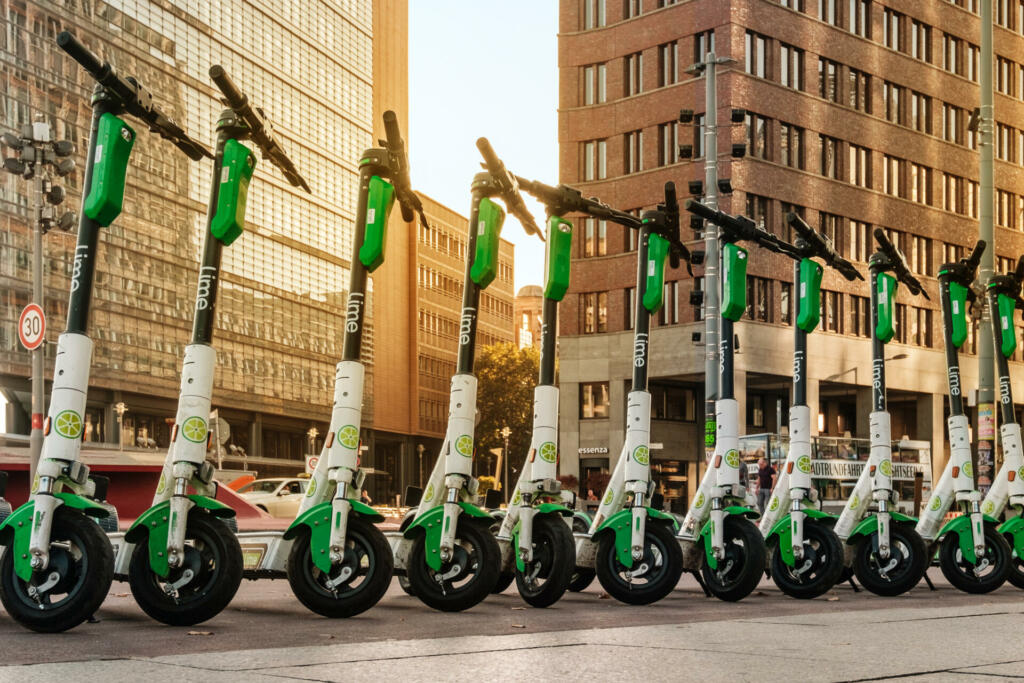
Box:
513;384;559;562
324;360;365;561
984;422;1024;516
867;410;894;558
623;391;652;561
710;397;741;559
439;374;477;561
786;405;813;558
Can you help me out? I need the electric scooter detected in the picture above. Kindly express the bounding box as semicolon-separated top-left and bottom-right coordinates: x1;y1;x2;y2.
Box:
389;139;543;611
757;213;863;599
279;111;426;617
981;256;1024;589
677;200;794;602
119;65;310;626
0;32;211;633
830;229;930;596
914;242;1012;593
573;182;691;605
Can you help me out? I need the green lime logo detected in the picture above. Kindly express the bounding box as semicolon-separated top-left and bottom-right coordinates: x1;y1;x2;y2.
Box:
455;435;473;457
982;500;995;516
156;474;167;495
603;489;614;505
424;483;435;503
305;477;317;498
768;496;780;512
695;492;706;508
30;474;39;494
962;461;973;478
181;416;208;443
930;495;942;512
724;450;740;468
1019;466;1024;481
879;459;892;477
850;494;860;509
633;445;650;465
539;441;557;463
337;424;359;449
54;410;83;439
797;455;812;474
511;490;522;506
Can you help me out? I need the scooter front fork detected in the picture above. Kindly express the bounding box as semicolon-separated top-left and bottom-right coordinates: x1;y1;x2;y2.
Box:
439;479;463;563
28;475;59;571
630;489;647;562
167;472;195;569
961;494;986;561
518;500;536;564
709;495;726;562
790;500;806;562
876;500;891;561
329;481;353;564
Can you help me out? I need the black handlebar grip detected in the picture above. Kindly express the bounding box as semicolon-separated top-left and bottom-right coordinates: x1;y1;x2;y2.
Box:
209;65;246;108
56;32;104;78
787;212;816;241
476;137;501;174
664;181;678;212
383;110;403;149
1015;255;1024;282
965;239;986;270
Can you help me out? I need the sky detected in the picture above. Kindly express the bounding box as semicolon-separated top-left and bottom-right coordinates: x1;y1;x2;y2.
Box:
409;0;558;292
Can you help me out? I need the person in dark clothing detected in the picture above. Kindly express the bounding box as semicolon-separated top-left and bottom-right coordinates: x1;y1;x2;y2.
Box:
756;457;776;514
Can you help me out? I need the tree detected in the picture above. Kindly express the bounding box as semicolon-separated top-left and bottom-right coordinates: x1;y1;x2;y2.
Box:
475;342;539;488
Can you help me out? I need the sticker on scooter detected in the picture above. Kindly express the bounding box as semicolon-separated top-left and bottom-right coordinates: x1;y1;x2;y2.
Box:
695;492;706;508
930;494;942;511
511;490;521;505
724;450;740;468
768;496;779;512
961;461;973;478
982;500;995;515
455;434;473;457
156;473;167;495
797;454;812;474
54;409;83;439
879;459;892;477
181;416;208;443
633;445;649;465
1019;466;1024;480
424;483;435;503
539;441;557;463
305;478;317;497
603;489;614;505
850;494;860;509
337;424;360;449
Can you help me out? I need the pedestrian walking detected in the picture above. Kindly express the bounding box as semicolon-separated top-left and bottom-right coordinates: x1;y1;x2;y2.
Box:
756;457;776;514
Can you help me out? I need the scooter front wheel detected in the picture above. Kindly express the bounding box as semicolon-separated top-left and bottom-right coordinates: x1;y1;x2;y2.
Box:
0;506;113;632
287;515;393;617
515;514;575;607
769;519;844;599
851;524;927;596
1006;534;1024;590
938;523;1012;594
128;510;242;625
595;521;682;605
407;520;500;611
701;516;767;602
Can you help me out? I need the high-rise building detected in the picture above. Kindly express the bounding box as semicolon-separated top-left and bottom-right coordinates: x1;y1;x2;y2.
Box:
514;285;544;349
558;0;1024;512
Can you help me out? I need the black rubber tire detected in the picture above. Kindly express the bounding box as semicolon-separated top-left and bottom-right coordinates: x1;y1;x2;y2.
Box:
596;521;682;605
852;523;928;597
701;516;768;602
407;520;500;612
568;567;596;592
769;519;845;599
397;511;417;596
0;499;11;525
1004;533;1024;590
90;501;119;533
492;570;515;594
220;515;239;534
128;510;243;625
286;515;393;618
938;523;1012;594
515;514;575;607
0;506;113;633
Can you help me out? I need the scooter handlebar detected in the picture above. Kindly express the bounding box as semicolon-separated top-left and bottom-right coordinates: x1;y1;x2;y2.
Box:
963;239;986;274
787;213;863;281
209;65;247;110
873;227;927;298
475;137;542;240
684;199;799;258
1015;255;1024;283
381;110;424;225
514;175;641;228
56;31;103;79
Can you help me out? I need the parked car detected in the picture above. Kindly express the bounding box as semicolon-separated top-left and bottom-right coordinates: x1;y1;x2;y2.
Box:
237;478;308;518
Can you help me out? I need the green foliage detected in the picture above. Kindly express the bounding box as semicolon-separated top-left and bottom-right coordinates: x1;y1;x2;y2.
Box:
475;342;539;484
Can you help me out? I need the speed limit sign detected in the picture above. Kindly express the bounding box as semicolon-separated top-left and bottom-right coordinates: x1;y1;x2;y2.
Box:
18;303;45;351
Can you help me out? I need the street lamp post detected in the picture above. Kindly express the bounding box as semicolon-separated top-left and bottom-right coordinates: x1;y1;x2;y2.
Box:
500;425;511;503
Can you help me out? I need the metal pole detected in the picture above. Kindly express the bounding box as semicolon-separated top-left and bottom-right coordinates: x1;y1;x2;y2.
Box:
28;139;45;484
503;430;510;504
702;53;720;460
977;0;995;489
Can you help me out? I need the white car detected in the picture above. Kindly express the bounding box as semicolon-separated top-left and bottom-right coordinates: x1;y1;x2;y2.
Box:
237;478;308;518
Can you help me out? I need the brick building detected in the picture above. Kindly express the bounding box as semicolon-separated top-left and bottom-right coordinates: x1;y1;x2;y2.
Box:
557;0;1024;512
514;285;545;349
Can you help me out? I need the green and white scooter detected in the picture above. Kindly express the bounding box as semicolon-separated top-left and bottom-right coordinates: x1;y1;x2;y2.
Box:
829;229;930;595
0;32;210;633
390;139;542;611
914;242;1012;593
119;65;310;626
574;182;691;605
678;201;792;602
758;213;863;599
982;256;1024;589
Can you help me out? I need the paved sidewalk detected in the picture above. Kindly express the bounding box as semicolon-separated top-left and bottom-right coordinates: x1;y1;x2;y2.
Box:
3;601;1021;682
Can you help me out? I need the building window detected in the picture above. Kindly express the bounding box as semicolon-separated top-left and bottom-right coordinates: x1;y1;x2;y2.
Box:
582;139;607;180
781;281;793;325
849;0;871;37
884;81;904;125
942;102;965;144
911;20;931;62
909;162;932;205
997;56;1017;96
848;68;871;112
625;287;636;329
820;135;840;179
650;382;697;422
624;0;642;18
967;43;980;82
582;63;607;105
583;0;607;29
943;172;965;214
580;382;610;419
819;57;840;102
580;292;608;333
746;277;771;322
780;122;804;169
849;220;871;262
691;277;705;321
910;307;933;347
659;280;679;325
780;0;805;10
746;113;769;159
746;193;771;229
658;41;679;86
848;144;870;187
582;218;607;256
884;8;902;52
851;295;870;337
695;30;715;62
821;290;843;333
943;33;964;76
883;155;902;196
624;129;643;174
910;91;932;134
942;242;965;264
780;43;804;90
820;212;843;251
745;31;768;78
658;121;678;166
625;52;643;96
693;113;706;158
819;0;838;25
910;235;933;275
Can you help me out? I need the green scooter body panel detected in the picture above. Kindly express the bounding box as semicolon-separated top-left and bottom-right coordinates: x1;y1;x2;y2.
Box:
642;232;670;313
936;513;1000;565
796;258;823;333
997;292;1018;358
83;113;135;227
721;243;748;321
543;216;573;301
210;139;256;246
283;499;384;574
846;510;918;544
0;493;110;581
359;175;396;272
998;515;1024;554
511;503;574;572
595;507;677;569
125;495;233;578
405;502;493;571
700;506;760;570
947;280;970;349
875;273;898;343
766;508;837;567
470;197;505;288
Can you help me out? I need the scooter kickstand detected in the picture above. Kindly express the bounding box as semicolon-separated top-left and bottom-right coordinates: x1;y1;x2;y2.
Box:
923;572;936;591
692;570;712;597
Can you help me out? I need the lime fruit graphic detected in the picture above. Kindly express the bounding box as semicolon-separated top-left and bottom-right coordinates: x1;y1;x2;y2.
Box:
306;478;317;497
603;489;614;505
982;500;994;516
769;496;779;512
54;410;83;439
879;459;892;477
539;441;557;463
424;483;435;502
633;445;650;465
695;492;706;508
511;490;522;506
337;424;359;449
724;450;741;468
962;461;973;478
181;416;208;443
850;494;860;509
1019;466;1024;481
455;434;473;457
797;455;812;474
930;495;942;511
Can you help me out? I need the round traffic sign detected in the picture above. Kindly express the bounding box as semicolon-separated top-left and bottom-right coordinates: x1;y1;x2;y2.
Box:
18;303;45;351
